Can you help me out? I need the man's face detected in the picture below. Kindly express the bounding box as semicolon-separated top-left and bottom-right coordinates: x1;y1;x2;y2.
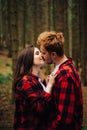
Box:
40;46;53;64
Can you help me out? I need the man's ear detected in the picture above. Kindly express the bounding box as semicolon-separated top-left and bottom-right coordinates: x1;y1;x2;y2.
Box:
51;52;56;57
51;52;57;60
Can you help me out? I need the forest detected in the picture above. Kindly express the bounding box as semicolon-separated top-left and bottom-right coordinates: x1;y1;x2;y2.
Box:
0;0;87;129
0;0;87;85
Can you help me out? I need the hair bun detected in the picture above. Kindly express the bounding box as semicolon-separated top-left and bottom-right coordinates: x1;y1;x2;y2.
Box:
56;32;64;45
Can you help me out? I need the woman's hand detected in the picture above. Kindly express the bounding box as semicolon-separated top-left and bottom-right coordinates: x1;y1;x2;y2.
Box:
45;73;57;93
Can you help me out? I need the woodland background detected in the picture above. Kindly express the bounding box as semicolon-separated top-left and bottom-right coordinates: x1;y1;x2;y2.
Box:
0;0;87;129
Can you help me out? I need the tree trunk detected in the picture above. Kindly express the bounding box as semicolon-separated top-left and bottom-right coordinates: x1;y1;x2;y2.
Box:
80;0;87;85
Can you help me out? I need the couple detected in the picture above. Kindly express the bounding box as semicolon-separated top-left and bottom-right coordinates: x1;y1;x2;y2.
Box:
13;31;83;130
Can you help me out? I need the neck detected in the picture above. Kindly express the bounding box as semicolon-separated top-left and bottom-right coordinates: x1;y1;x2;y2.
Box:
32;66;40;77
54;55;68;66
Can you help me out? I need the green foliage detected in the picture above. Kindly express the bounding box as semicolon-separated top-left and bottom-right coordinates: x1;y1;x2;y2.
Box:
0;73;12;86
82;126;87;130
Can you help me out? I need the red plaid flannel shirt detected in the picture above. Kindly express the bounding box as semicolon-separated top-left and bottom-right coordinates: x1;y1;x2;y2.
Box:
14;74;52;130
47;58;83;130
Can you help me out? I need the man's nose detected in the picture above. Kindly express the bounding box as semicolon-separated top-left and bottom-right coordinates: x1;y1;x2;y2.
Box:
40;53;44;59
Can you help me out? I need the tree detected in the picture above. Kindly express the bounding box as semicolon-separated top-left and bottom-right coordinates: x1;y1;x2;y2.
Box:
79;0;87;85
17;0;26;49
0;0;7;49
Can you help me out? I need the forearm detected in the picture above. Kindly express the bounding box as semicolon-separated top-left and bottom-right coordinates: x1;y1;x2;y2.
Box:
45;74;56;93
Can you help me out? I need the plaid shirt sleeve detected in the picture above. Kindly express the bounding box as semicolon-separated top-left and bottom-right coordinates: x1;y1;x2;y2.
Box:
47;63;83;130
14;75;53;129
16;75;52;115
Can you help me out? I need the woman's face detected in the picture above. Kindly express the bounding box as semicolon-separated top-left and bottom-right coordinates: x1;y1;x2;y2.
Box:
33;47;45;67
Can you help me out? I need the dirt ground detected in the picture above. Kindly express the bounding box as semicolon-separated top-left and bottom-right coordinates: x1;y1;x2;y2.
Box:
82;87;87;126
0;92;14;130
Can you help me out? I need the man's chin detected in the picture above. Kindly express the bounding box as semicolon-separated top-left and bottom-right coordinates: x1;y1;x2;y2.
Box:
45;61;53;64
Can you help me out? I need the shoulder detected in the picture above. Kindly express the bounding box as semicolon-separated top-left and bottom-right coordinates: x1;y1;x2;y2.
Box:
56;62;77;81
16;75;35;91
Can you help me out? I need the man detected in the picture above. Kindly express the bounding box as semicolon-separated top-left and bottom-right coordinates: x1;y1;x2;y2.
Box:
37;31;83;130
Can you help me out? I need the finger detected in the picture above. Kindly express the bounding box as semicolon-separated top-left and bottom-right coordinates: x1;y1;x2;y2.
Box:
50;73;57;77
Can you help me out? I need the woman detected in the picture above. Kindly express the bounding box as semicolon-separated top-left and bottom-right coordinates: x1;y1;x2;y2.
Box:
13;45;56;130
